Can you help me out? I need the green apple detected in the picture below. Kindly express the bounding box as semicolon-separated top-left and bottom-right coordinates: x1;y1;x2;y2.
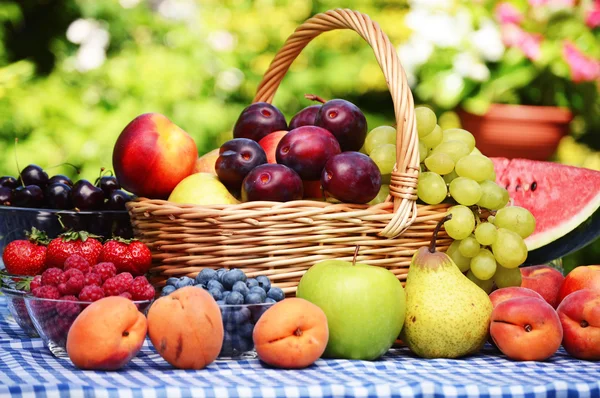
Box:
296;258;406;360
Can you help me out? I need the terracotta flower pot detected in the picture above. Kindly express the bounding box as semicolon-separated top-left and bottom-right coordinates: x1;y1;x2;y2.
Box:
457;104;573;160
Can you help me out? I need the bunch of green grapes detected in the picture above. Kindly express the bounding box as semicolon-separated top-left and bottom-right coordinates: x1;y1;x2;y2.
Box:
362;125;396;204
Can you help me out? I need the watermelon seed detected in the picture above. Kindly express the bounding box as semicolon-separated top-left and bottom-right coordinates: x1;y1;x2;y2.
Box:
515;184;521;191
531;182;537;191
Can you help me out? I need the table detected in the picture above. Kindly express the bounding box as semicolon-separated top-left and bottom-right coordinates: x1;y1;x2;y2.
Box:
1;297;599;398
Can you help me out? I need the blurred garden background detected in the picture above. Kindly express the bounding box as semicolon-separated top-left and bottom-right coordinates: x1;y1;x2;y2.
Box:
0;0;598;269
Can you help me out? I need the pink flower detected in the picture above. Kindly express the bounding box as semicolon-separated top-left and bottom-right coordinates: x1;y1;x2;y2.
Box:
495;2;523;24
528;0;576;5
501;25;543;61
562;41;600;83
586;4;600;28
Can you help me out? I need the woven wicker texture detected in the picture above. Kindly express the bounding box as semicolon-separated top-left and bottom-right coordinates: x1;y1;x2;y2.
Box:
127;9;452;293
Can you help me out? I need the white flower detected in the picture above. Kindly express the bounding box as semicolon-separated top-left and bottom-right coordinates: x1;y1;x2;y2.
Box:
404;8;472;48
66;19;97;45
453;52;490;81
157;0;198;22
216;68;244;92
207;30;237;52
408;0;455;12
75;45;106;72
119;0;141;9
398;36;434;76
67;18;110;72
470;19;505;62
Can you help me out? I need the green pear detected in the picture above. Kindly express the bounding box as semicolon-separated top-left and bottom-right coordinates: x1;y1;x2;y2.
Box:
168;172;239;205
402;216;492;358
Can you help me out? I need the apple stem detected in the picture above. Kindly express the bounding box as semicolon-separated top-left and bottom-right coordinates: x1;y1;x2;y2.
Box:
304;94;327;104
352;245;360;266
429;215;452;253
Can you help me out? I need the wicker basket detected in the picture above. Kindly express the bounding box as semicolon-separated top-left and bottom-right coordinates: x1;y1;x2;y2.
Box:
127;9;452;294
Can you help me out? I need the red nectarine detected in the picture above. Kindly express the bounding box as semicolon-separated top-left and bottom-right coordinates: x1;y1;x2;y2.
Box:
557;289;600;360
557;265;600;305
521;265;565;308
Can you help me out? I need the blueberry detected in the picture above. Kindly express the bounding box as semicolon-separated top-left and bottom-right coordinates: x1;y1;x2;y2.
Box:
209;288;223;301
216;268;227;278
166;277;179;287
232;335;253;353
224;319;238;332
238;322;254;338
244;292;263;304
245;278;259;289
221;269;247;290
216;300;225;305
225;291;244;305
175;276;195;289
195;268;218;286
220;331;234;357
248;286;267;301
233;307;251;325
265;297;276;304
207;280;224;292
161;285;176;296
232;281;249;297
266;286;285;302
222;291;231;300
256;275;271;292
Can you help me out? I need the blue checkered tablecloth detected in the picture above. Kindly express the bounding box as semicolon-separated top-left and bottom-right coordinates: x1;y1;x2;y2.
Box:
1;296;599;398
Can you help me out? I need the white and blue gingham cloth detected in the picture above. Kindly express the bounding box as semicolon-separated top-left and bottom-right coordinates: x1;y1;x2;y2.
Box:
1;296;599;398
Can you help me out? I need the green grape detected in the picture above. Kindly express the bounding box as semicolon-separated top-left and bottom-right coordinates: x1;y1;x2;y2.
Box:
488;215;496;224
421;124;443;149
416;107;437;138
370;144;396;175
459;236;480;258
470;147;482;156
449;177;482;206
449;244;471;272
474;222;497;246
444;205;475;240
467;270;494;293
442;128;476;152
489;168;496;181
470;249;497;280
494;206;536;239
431;140;471;163
494;264;522;288
443;170;459;184
417;172;448;205
446;239;461;257
477;180;509;210
368;184;390;205
381;174;391;184
492;228;528;269
418;142;428;162
455;155;495;182
424;152;454;175
364;126;396;154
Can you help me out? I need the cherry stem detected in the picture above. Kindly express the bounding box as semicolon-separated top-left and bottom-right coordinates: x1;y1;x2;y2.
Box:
352;245;360;266
304;94;327;104
14;138;24;188
46;162;81;175
430;215;452;253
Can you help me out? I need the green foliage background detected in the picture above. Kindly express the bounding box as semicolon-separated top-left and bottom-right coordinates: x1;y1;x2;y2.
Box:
0;0;597;270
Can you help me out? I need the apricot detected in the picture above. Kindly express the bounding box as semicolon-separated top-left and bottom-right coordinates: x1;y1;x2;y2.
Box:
66;296;147;370
147;286;223;369
521;265;565;308
253;298;328;369
490;296;562;361
557;289;600;360
557;265;600;305
489;287;544;308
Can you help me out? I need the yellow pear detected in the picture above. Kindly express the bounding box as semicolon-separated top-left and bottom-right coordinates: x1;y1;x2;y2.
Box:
168;173;239;205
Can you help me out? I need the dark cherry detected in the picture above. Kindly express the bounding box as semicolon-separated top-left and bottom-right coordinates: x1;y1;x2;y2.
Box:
242;164;303;202
0;186;13;206
0;176;19;189
215;138;268;192
105;189;133;211
233;102;288;142
45;183;73;209
275;126;341;180
321;152;381;204
48;174;73;187
12;185;44;208
18;164;49;188
71;179;105;210
289;105;321;130
98;175;121;197
315;99;367;152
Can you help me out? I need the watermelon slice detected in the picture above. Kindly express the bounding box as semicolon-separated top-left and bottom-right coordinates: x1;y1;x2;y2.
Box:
492;158;600;265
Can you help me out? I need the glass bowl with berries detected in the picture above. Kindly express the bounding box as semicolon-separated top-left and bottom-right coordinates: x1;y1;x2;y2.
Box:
161;269;285;359
0;273;39;338
0;164;135;270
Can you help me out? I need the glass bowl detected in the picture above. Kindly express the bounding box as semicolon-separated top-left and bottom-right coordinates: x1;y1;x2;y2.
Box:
24;295;152;357
218;302;274;360
0;205;133;269
1;286;39;338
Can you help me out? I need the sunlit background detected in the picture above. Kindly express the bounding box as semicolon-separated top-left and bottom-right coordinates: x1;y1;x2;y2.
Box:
0;0;598;268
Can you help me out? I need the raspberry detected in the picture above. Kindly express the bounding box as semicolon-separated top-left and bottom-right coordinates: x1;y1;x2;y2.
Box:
33;285;61;299
93;262;117;282
56;295;81;319
41;268;64;287
64;254;90;273
79;285;105;302
58;269;85;296
119;292;133;300
128;276;155;301
84;272;102;287
102;273;133;296
30;275;42;291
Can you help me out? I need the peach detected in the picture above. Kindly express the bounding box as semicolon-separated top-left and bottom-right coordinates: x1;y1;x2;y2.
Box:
113;113;198;199
521;265;565;308
490;297;562;361
557;265;600;304
557;289;600;360
258;130;288;164
489;287;544;308
253;298;328;369
66;296;147;370
147;286;223;369
193;148;219;175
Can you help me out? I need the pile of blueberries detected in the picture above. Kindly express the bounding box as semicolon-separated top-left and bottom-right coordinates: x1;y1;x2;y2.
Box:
161;268;285;357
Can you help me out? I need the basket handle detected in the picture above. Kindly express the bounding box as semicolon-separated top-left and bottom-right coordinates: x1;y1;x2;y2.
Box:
253;9;420;237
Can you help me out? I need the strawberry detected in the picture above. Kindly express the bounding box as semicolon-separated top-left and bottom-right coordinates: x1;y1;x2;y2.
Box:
46;231;103;269
2;228;49;275
100;237;152;276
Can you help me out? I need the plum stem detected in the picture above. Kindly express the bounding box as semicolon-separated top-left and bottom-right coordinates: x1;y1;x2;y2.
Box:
430;215;452;253
304;94;327;104
352;245;360;266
